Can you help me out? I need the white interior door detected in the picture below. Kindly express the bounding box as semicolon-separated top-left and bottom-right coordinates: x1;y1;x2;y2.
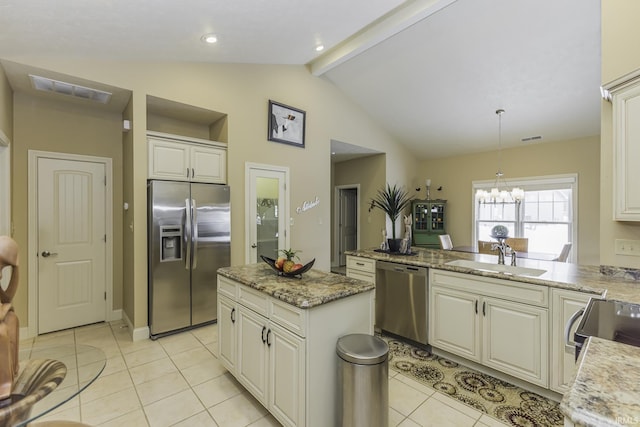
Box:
37;157;107;333
246;164;289;263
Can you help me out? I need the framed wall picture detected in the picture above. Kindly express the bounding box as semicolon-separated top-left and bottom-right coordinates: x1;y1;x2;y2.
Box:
268;100;306;148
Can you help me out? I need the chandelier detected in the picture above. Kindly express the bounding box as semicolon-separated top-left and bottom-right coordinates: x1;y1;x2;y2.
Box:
476;109;524;205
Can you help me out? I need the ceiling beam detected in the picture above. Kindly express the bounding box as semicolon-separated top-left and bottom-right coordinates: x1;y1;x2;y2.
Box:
307;0;458;76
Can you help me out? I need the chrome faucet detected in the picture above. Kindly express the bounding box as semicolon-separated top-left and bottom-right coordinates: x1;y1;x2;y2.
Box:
491;240;510;265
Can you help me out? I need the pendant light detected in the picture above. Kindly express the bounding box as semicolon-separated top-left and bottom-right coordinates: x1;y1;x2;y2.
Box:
475;109;524;205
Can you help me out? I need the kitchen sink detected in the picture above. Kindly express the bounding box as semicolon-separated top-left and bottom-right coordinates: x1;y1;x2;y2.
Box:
445;259;547;277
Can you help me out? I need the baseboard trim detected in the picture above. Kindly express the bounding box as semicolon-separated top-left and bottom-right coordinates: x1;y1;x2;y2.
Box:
122;310;149;342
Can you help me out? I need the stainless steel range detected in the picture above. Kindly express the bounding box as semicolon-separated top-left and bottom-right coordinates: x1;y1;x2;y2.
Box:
572;299;640;360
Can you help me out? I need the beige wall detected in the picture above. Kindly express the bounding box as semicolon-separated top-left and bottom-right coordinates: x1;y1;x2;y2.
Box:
147;113;212;140
122;97;135;324
418;136;601;266
332;154;387;260
0;67;11;141
600;1;640;269
3;58;416;329
0;66;13;239
11;92;125;321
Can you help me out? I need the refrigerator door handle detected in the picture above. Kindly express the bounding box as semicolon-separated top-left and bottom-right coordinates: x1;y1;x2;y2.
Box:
192;198;198;270
185;198;192;270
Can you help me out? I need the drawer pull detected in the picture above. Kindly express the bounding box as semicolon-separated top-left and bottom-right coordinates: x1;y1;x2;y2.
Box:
261;326;267;343
230;307;236;323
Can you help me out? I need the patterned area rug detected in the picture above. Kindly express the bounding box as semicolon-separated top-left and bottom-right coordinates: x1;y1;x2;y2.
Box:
386;338;564;427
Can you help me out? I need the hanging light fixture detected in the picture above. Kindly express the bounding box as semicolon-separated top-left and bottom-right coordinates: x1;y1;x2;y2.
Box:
475;109;524;205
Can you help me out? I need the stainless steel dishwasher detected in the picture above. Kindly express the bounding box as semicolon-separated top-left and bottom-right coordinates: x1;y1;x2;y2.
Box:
375;261;428;346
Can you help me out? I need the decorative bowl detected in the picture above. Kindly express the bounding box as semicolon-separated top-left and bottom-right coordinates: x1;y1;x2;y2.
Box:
490;225;509;239
260;255;315;278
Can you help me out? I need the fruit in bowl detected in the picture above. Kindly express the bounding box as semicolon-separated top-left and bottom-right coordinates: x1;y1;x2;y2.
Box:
261;249;315;278
278;248;300;273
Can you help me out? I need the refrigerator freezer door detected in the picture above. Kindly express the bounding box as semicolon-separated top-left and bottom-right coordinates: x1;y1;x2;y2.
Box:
148;180;192;336
190;183;230;325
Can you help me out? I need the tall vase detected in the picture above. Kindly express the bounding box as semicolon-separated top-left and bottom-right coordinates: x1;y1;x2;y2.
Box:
387;238;403;253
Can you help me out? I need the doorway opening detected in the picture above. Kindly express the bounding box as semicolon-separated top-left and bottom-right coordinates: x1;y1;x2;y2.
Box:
333;185;360;274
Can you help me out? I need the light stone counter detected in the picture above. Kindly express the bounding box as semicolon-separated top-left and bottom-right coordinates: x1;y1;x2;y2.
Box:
560;337;640;427
347;247;640;425
217;263;374;309
345;248;640;303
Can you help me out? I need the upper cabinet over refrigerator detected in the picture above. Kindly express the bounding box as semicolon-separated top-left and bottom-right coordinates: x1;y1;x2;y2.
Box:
147;131;227;184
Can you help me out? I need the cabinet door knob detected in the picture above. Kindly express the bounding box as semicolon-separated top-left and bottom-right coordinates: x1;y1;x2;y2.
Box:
266;329;272;347
230;307;236;323
261;326;267;343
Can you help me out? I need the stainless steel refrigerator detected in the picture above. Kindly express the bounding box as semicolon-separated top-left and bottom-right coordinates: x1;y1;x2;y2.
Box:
148;180;230;338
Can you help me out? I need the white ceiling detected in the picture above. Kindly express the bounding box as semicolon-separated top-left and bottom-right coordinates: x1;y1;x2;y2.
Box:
0;0;601;161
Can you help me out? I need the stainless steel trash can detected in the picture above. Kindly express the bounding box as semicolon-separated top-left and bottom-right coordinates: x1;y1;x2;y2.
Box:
336;334;389;427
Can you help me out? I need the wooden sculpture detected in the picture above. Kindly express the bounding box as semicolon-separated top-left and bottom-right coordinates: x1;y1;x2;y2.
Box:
0;235;19;401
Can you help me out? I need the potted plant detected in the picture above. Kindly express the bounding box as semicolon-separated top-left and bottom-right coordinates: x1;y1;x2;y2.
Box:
371;183;414;252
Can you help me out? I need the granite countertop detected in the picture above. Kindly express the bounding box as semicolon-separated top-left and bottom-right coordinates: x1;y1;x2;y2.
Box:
348;247;640;426
217;263;374;309
560;336;640;427
346;248;640;304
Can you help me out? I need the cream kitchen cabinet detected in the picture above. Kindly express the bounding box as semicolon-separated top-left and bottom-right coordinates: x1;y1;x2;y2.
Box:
346;255;376;284
236;302;305;425
147;132;227;183
549;288;594;393
430;285;480;361
603;69;640;221
217;294;237;373
429;269;549;388
217;273;373;427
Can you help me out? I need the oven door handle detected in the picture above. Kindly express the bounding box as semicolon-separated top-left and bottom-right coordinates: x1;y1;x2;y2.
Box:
564;308;585;353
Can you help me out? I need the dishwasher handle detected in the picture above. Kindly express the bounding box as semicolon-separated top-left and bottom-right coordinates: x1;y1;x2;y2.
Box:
376;261;427;276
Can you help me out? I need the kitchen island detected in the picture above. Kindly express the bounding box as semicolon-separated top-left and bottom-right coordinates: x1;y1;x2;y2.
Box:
216;263;374;427
345;247;640;303
346;247;640;425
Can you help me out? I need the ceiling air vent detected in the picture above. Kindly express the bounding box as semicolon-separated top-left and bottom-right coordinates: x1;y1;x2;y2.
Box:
29;74;112;104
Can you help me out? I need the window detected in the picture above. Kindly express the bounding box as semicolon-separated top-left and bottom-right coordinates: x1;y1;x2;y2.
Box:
473;174;577;261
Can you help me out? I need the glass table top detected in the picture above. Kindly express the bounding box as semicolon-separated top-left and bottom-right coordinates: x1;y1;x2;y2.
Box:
1;344;105;426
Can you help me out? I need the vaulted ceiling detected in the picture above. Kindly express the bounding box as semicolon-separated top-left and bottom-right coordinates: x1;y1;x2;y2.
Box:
0;0;601;160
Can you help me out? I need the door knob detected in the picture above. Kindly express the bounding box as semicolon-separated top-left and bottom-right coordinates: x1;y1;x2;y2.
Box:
41;251;58;258
251;243;257;248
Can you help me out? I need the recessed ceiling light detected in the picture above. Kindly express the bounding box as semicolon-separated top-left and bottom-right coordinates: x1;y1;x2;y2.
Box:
315;45;325;52
201;34;218;44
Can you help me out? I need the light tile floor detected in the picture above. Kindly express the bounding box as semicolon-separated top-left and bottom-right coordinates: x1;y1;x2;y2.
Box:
20;320;510;427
